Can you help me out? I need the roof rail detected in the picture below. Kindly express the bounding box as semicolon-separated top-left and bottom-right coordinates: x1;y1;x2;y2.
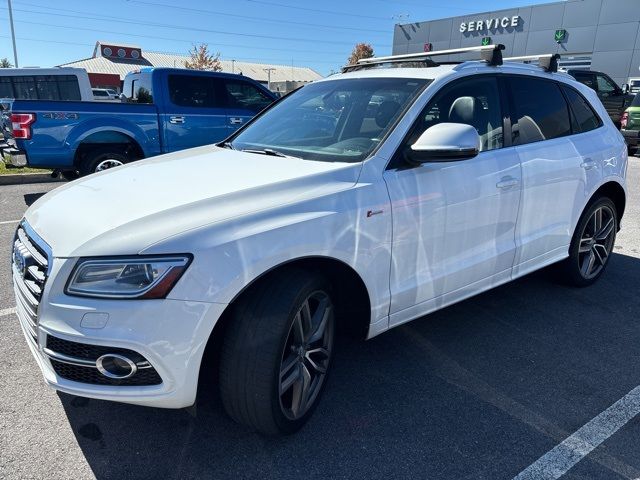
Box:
503;53;560;73
342;44;505;72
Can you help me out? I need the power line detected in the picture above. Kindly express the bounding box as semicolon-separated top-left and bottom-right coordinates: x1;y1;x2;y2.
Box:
97;0;391;34
0;15;372;60
242;0;391;21
0;32;344;66
2;5;392;47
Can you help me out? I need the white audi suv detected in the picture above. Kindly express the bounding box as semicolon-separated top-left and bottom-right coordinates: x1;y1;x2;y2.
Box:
12;45;627;434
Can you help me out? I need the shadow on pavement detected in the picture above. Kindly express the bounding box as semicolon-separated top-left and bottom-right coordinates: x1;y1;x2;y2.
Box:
23;192;47;206
59;253;640;480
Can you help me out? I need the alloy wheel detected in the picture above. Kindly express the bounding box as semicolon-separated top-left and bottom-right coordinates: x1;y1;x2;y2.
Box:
279;291;334;421
95;159;124;172
578;205;615;280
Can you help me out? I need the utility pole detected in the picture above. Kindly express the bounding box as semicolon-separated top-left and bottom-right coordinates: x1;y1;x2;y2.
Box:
7;0;18;67
263;67;275;91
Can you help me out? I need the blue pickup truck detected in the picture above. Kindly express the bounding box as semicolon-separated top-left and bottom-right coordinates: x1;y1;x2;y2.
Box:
0;68;276;178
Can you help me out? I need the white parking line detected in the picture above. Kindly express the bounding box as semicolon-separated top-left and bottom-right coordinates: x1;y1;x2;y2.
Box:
513;385;640;479
0;307;17;317
0;219;20;225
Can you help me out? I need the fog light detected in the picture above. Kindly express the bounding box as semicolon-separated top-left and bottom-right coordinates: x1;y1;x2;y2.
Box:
96;354;138;379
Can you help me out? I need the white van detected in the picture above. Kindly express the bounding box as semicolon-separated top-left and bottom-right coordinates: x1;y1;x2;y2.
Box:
0;68;93;101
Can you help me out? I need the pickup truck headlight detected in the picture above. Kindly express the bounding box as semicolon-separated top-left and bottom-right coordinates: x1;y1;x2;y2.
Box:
65;255;192;299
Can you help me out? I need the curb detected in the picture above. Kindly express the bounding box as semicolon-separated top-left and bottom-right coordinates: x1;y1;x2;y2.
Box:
0;173;66;186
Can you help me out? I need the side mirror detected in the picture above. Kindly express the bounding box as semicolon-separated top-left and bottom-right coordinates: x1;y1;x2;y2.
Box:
409;123;480;163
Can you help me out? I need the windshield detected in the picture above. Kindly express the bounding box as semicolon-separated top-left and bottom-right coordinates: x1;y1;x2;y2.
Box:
229;77;429;162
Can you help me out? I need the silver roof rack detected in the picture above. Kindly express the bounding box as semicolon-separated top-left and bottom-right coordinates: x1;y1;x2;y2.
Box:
503;53;561;73
342;44;505;72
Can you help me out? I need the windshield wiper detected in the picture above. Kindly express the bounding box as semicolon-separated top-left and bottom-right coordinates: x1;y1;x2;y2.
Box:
241;148;289;158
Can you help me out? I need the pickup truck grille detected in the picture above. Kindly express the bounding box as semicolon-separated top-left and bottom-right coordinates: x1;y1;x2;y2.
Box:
12;225;49;346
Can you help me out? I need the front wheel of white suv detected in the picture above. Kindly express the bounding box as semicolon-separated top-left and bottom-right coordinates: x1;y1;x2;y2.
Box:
560;197;618;287
219;269;335;435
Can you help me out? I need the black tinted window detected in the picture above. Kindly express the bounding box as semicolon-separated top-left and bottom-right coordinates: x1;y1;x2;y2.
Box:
168;75;220;108
631;93;640;107
224;80;272;113
562;86;601;133
0;77;13;97
509;77;571;145
12;76;37;100
55;75;81;101
414;76;503;151
572;72;595;90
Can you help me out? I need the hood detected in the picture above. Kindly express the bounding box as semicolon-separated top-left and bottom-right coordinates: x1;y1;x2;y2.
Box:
25;146;361;257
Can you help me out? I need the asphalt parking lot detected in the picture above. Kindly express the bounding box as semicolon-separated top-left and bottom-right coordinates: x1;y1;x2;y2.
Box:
1;157;640;479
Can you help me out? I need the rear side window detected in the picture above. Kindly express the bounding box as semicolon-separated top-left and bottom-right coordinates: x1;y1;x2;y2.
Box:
561;86;601;133
508;77;571;145
224;80;272;113
168;74;221;108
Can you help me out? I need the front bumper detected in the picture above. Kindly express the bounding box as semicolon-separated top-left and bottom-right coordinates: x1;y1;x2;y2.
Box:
1;145;28;167
12;228;227;409
622;129;639;147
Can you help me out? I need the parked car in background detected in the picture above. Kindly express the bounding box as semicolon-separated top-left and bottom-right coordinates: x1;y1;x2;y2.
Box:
0;67;93;101
567;69;635;127
11;45;628;435
622;92;640;155
0;68;276;178
92;88;119;101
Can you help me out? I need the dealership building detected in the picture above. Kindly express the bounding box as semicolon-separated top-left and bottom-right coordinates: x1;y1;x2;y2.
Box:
59;41;322;94
392;0;640;86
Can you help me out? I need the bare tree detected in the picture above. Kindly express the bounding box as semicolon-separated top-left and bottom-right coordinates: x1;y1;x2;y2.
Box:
347;43;374;66
0;58;13;68
184;44;222;71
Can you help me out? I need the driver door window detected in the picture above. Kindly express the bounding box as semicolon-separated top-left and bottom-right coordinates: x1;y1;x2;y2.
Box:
411;76;503;152
596;74;617;95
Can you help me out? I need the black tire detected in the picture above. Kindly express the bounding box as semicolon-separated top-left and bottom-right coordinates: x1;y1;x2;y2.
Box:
79;148;130;177
219;269;335;435
558;196;618;287
60;170;80;181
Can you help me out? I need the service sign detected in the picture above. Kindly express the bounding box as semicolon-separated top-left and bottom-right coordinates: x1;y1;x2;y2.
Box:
460;16;520;33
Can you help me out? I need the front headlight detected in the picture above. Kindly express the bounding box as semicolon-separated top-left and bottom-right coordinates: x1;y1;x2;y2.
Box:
65;255;192;299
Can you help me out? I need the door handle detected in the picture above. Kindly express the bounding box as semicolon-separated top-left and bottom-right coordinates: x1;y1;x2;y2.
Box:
496;177;520;189
169;116;185;124
229;117;243;125
581;160;596;170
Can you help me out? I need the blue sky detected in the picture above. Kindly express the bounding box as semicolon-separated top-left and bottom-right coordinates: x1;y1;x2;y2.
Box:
0;0;557;75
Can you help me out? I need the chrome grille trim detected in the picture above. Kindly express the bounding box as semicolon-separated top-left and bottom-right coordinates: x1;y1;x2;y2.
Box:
11;223;51;346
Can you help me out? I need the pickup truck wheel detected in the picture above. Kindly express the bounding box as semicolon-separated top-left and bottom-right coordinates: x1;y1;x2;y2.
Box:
559;197;617;287
219;270;335;435
80;149;129;176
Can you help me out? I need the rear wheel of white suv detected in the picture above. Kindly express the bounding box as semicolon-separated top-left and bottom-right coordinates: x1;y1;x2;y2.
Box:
560;197;617;286
219;269;335;435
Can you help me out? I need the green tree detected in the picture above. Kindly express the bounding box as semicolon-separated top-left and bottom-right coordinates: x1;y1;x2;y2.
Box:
184;44;222;71
0;58;13;68
347;43;374;66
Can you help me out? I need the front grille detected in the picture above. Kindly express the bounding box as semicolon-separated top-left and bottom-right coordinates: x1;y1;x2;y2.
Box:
50;359;163;386
12;225;49;346
46;335;162;386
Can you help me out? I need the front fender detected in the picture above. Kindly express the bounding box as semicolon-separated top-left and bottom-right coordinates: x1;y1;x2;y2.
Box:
148;182;393;328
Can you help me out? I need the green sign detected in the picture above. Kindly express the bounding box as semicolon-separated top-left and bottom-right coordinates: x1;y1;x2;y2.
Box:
481;37;492;46
555;29;567;42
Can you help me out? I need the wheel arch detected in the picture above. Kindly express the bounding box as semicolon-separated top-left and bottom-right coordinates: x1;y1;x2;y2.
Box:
73;130;145;168
590;180;626;226
197;256;372;392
